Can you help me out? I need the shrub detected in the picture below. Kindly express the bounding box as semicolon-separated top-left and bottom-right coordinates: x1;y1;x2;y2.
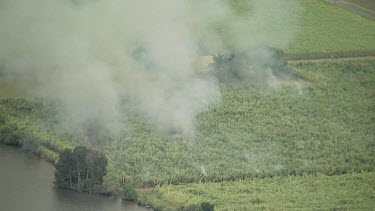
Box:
121;184;138;201
210;46;288;83
200;202;215;211
182;202;215;211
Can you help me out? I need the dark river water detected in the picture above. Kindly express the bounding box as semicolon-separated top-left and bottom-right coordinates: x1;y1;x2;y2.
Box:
0;144;151;211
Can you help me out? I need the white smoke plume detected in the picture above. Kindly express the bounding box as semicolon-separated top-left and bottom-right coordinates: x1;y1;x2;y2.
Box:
0;0;301;140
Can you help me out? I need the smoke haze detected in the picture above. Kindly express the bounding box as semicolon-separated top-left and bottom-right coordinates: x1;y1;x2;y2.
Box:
0;0;302;140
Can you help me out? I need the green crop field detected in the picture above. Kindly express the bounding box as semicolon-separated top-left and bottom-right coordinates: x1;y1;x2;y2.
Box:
289;0;375;54
103;58;375;188
138;172;375;210
1;58;374;201
218;0;375;55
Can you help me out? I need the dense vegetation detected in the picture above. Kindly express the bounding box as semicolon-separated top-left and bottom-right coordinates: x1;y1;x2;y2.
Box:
55;146;108;192
0;98;76;163
138;172;375;210
101;59;374;189
3;58;373;189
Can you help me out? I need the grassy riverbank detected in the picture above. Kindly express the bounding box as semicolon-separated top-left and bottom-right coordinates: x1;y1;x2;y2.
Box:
0;98;76;163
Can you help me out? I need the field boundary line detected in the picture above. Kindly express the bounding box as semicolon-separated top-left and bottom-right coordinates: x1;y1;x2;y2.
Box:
288;56;375;63
325;0;375;20
286;50;375;61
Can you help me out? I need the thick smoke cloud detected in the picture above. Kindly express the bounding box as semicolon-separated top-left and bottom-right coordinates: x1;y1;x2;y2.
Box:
0;0;301;141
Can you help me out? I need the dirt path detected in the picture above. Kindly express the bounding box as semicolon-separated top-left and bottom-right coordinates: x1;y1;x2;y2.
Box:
288;56;375;64
326;0;375;20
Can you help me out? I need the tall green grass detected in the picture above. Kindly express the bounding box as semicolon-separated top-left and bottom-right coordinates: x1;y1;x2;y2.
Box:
219;0;375;54
104;58;375;187
288;0;375;54
138;172;375;210
0;98;76;163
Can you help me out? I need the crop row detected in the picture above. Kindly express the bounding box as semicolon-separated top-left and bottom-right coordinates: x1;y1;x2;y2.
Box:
138;172;375;210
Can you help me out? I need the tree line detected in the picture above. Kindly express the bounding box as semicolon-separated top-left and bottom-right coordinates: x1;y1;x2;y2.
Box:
55;146;108;192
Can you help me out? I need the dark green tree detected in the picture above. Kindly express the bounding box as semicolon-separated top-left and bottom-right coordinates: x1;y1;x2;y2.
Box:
55;146;108;192
55;149;76;189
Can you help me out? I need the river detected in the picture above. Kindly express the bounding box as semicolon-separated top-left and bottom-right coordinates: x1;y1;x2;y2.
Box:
0;144;151;211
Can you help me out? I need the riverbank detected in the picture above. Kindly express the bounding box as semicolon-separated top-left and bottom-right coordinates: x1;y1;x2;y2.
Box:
0;98;76;164
0;144;150;211
0;99;153;208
